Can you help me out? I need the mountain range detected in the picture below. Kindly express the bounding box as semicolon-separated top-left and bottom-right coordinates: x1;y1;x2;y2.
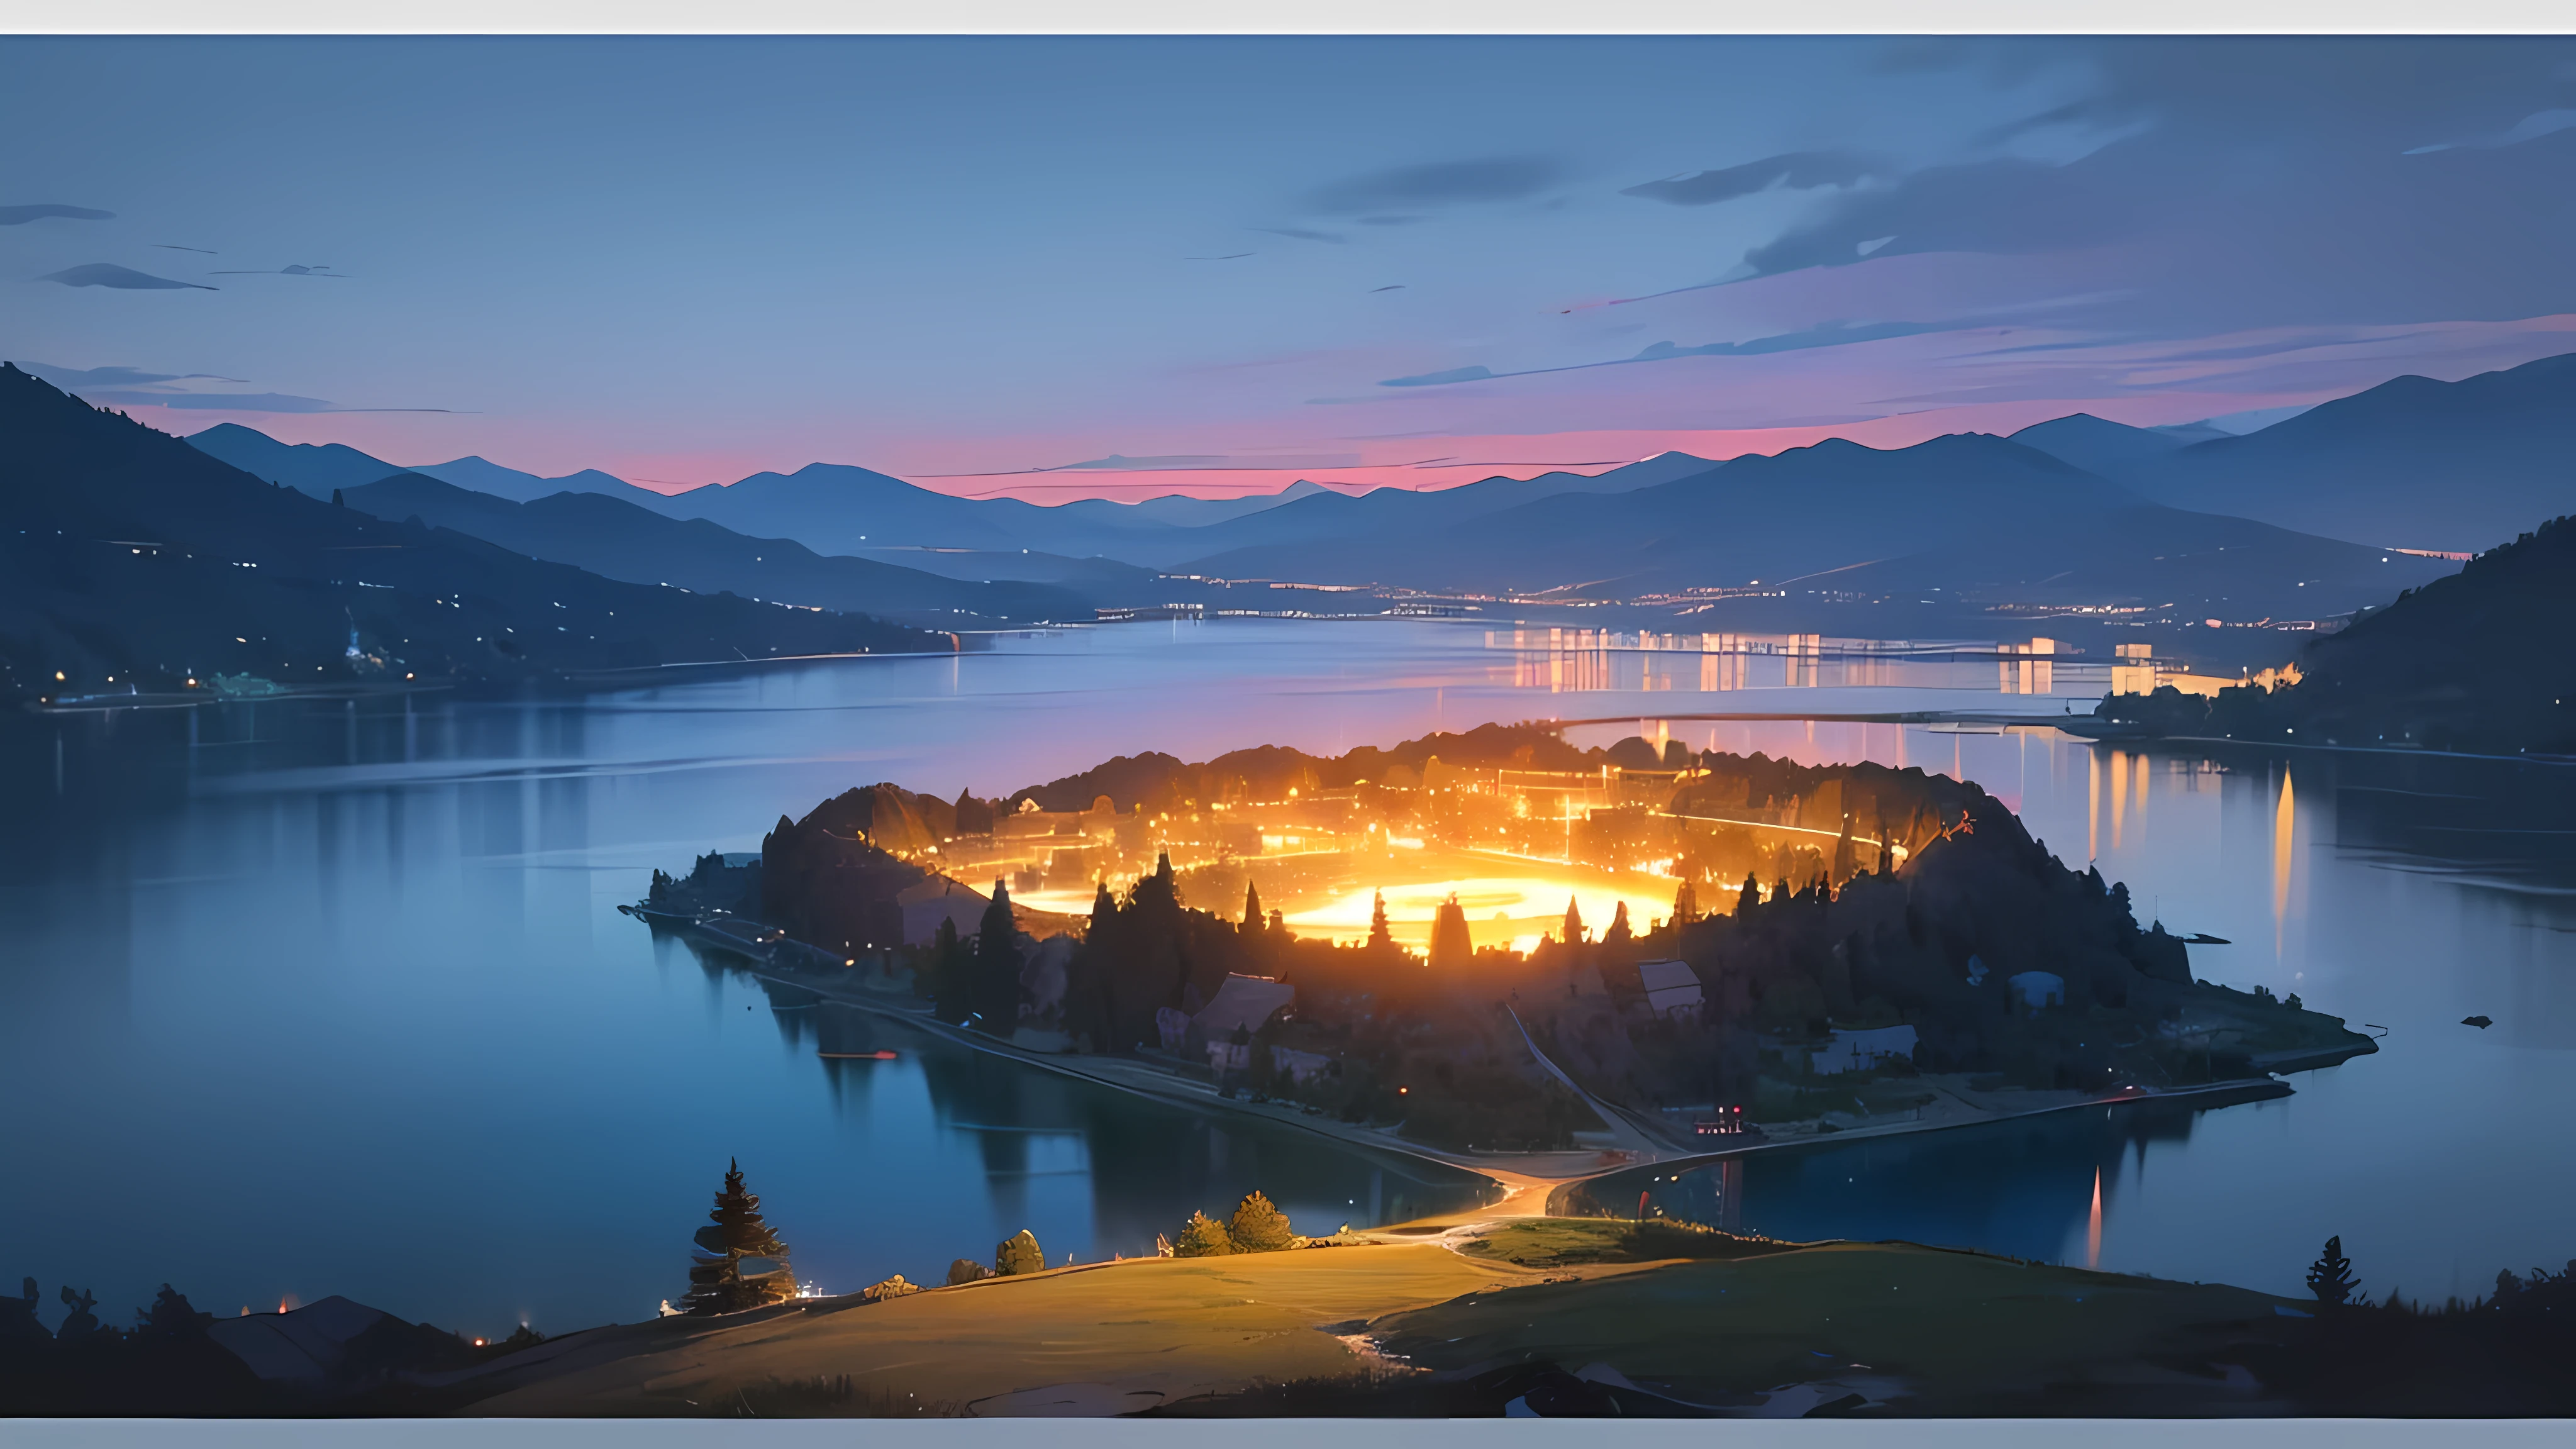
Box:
0;345;2530;670
2008;352;2576;552
172;353;2576;587
0;365;942;700
338;472;1102;629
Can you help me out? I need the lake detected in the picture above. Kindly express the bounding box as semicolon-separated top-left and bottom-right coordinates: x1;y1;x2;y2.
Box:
3;619;2568;1335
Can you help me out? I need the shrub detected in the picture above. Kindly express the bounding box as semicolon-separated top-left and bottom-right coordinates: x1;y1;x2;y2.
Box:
1228;1191;1295;1252
1174;1211;1235;1257
994;1230;1046;1277
862;1275;921;1302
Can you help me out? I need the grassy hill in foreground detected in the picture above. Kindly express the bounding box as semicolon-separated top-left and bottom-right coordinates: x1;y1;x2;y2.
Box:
9;1214;2568;1416
0;364;945;699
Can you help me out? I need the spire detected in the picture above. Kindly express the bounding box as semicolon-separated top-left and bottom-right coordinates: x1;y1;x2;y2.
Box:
1243;880;1264;931
1562;896;1585;945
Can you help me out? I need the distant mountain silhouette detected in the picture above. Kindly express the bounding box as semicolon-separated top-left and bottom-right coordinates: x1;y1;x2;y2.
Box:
2114;352;2576;553
340;472;1095;627
1180;433;2128;591
179;425;1726;570
660;462;1020;555
1170;431;2454;621
0;365;940;699
1057;451;1725;570
182;422;418;499
1109;477;1332;528
411;455;644;506
2007;413;2228;476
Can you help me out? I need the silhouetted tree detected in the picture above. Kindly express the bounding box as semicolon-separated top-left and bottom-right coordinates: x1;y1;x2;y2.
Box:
1602;902;1633;955
1366;891;1394;951
1562;896;1585;945
55;1287;101;1340
930;915;972;1024
137;1285;213;1340
2308;1235;2360;1307
0;1278;43;1341
1738;874;1761;915
682;1159;796;1316
1242;880;1264;933
1228;1191;1295;1252
975;879;1021;1036
995;1229;1045;1276
1428;892;1474;970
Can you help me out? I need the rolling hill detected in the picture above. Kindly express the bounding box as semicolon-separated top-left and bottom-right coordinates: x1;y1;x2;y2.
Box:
0;365;942;701
2109;352;2576;553
339;472;1097;628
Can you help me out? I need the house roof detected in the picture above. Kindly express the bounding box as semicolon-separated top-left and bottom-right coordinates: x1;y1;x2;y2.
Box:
1637;959;1699;992
1194;973;1295;1036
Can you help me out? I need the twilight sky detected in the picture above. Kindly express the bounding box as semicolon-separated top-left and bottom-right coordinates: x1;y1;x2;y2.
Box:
6;35;2575;498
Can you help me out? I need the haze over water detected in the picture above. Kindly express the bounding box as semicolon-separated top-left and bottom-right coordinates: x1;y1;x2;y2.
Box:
3;619;2568;1333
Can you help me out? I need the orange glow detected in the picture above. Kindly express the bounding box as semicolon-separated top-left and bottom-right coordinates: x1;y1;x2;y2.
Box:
1285;875;1649;948
2087;748;2100;863
2086;1167;2104;1269
2273;769;2296;960
2110;748;2128;851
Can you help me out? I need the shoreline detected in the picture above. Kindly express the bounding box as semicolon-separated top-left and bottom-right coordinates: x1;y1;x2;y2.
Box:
640;911;2363;1204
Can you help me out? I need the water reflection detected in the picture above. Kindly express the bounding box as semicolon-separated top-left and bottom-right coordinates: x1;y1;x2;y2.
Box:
6;621;2576;1328
1570;1085;2287;1269
691;938;1487;1257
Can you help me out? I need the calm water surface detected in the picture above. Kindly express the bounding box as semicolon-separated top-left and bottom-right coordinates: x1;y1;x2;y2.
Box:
2;620;2568;1333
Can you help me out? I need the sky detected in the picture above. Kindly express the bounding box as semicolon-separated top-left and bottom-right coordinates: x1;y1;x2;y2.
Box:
5;35;2575;499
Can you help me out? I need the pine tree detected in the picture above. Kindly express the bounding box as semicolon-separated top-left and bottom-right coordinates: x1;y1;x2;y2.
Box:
995;1229;1046;1276
1602;902;1633;955
1131;851;1179;912
1562;896;1585;945
1242;880;1264;933
2307;1235;2360;1307
1173;1210;1235;1257
931;916;972;1024
975;880;1021;1036
681;1159;796;1316
1428;892;1474;970
1228;1191;1295;1252
1366;890;1394;951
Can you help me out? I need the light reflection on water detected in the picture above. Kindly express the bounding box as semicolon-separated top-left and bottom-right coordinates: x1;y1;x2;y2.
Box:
2;619;2571;1332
